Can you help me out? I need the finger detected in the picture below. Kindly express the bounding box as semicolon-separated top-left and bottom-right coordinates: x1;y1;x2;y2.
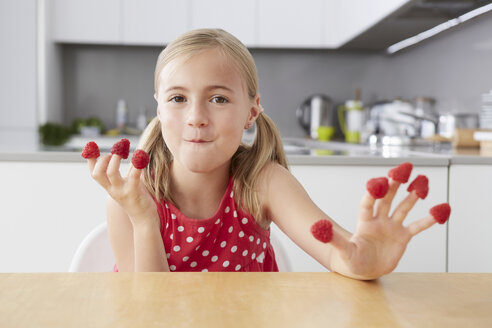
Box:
359;193;376;221
329;228;356;262
407;215;436;236
126;165;143;190
87;158;97;174
391;190;419;224
107;154;125;187
375;179;400;218
91;154;112;189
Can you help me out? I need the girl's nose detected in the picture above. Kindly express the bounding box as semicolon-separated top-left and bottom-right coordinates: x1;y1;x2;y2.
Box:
186;102;209;128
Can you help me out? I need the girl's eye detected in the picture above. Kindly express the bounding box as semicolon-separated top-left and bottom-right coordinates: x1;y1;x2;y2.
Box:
212;96;228;104
169;96;186;103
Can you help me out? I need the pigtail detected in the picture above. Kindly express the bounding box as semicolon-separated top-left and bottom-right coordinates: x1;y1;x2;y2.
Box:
231;112;288;226
134;117;174;204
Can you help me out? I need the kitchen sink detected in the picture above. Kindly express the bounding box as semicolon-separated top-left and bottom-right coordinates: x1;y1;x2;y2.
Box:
281;137;451;158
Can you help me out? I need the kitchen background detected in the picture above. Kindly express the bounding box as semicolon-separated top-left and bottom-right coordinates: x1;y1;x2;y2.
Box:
2;0;492;146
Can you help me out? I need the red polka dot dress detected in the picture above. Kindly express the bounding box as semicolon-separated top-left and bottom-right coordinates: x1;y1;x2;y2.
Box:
156;176;279;272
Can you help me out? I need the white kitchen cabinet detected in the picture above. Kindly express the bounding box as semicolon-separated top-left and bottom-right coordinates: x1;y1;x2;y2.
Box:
0;161;129;272
190;0;256;47
52;0;121;44
272;164;448;272
448;164;492;272
257;0;324;48
123;0;191;46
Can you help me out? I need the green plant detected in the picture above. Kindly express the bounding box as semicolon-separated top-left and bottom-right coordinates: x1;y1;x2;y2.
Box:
38;122;72;146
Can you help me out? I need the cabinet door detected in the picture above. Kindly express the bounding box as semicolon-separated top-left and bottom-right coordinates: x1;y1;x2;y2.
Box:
190;0;256;47
123;0;191;46
0;161;129;272
448;165;492;272
257;0;323;48
52;0;121;44
273;165;448;272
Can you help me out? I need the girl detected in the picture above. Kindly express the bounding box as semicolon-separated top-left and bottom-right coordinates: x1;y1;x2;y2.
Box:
87;28;440;279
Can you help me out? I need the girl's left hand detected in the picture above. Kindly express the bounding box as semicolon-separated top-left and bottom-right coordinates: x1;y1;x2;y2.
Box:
329;179;437;279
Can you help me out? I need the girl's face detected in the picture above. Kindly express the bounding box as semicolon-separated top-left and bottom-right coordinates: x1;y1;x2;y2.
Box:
156;48;260;174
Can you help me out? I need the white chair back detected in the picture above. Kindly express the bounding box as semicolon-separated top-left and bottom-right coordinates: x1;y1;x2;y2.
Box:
69;222;291;272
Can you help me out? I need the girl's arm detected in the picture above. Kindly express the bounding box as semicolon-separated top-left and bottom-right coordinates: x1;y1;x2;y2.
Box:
260;162;436;280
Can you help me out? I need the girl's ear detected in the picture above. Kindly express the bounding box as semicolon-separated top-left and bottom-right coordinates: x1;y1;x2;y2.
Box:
245;94;262;129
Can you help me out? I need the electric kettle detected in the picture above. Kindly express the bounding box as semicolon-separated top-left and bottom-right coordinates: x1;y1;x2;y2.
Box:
296;94;335;140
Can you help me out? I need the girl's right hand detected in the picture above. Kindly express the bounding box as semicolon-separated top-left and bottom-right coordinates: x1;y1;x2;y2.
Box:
87;154;158;228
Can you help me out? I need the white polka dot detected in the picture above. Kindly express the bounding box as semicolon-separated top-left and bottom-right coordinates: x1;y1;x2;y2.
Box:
231;246;237;253
223;261;230;267
263;242;267;249
170;234;173;240
202;269;208;272
225;206;230;213
220;241;227;248
233;211;238;218
166;253;170;258
213;238;217;244
173;245;180;252
230;191;234;198
228;226;233;233
183;256;189;262
198;227;205;233
206;232;210;237
186;236;193;243
170;265;176;271
177;226;184;232
257;238;260;245
249;236;254;242
215;218;221;225
242;218;248;225
242;250;248;256
171;213;176;219
195;245;200;251
165;203;169;209
190;261;197;268
238;231;245;238
211;255;218;262
202;250;210;256
251;253;256;260
165;222;169;229
235;264;241;271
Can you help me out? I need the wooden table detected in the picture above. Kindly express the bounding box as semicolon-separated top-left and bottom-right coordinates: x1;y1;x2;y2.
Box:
1;273;491;327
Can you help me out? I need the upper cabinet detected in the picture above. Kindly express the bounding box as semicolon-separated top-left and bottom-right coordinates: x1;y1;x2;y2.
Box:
257;0;323;48
52;0;121;44
190;0;256;47
123;0;190;46
51;0;411;49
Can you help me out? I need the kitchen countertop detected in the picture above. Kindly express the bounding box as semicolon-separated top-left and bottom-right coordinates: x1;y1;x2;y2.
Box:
0;132;491;165
1;272;491;327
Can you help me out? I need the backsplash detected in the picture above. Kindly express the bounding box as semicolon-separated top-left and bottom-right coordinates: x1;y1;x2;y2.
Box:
60;12;492;138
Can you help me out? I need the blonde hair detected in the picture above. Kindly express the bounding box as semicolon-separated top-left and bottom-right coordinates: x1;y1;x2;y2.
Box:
137;28;288;226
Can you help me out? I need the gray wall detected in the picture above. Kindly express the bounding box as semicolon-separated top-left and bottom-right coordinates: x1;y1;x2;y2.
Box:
61;12;492;138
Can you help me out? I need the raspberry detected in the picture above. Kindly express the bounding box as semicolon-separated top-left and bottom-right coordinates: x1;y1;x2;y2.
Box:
110;138;130;159
407;175;429;199
310;220;333;243
430;203;451;224
388;162;413;183
366;177;389;199
131;149;150;169
81;141;100;159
